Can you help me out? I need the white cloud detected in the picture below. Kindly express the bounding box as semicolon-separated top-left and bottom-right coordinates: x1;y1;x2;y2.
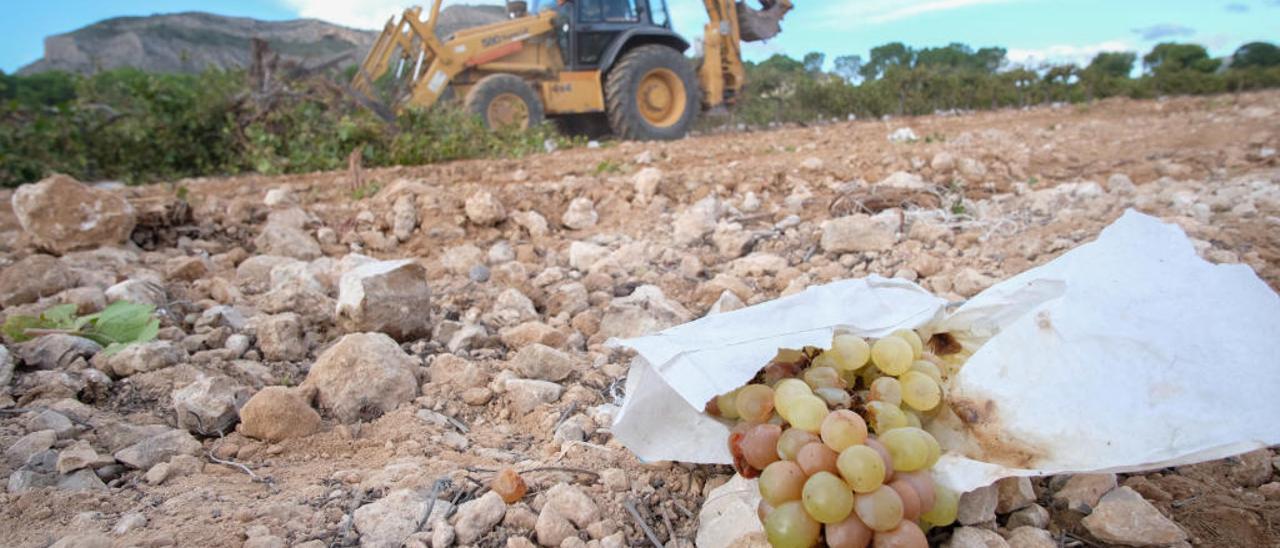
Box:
1006;39;1136;67
819;0;1019;25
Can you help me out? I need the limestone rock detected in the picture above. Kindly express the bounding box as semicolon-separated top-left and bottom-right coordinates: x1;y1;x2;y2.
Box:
996;476;1036;514
173;375;250;435
561;197;598;230
113;429;202;470
453;491;506;544
512;210;549;237
953;268;996;298
535;506;576;547
944;527;1010;548
238;386;321;441
429;354;488;389
511;343;574;382
544;483;600;527
1005;527;1055;548
568;241;608;271
353;489;451;548
18;334;101;370
1081;486;1187;546
466;191;507;226
94;341;186;378
1053;473;1116;513
56;440;114;474
633;167;662;202
5;429;56;466
442;245;485;275
820;212;900;253
957;484;999;525
0;254;77;306
505;379;563;414
391;195;418;240
12;174;136;254
673;197;720;245
254;223;321;260
254;313;306;361
1007;504;1050;529
303;333;419;422
597;285;692;339
335;260;432;341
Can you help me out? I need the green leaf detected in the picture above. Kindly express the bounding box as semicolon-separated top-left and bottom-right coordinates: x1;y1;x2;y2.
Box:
81;301;158;345
2;314;41;343
41;303;79;329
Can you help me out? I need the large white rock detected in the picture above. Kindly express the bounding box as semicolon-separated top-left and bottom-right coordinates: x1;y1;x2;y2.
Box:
353;489;451;548
172;375;250;435
303;333;419;423
820;212;901;253
254;223;321;260
238;386;321;441
465;191;506;226
12;175;136;255
336;260;432;341
598;285;693;339
561;197;598;230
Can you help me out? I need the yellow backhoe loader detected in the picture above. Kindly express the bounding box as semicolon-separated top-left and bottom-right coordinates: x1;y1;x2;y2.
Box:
351;0;792;140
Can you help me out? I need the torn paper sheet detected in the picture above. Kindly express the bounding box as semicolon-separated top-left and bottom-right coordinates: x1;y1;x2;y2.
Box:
612;210;1280;494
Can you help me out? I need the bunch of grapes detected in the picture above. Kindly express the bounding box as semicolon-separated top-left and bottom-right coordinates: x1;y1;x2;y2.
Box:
707;330;960;548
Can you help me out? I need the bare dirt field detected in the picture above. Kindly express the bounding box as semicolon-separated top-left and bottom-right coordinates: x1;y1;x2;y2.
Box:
0;90;1277;548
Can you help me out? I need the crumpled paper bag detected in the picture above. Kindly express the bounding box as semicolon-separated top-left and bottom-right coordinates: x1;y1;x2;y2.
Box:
611;210;1280;499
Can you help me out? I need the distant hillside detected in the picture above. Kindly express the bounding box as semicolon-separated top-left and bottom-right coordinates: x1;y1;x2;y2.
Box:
17;6;508;75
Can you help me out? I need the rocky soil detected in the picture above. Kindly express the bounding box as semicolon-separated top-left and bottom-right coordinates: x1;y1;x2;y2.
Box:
0;91;1278;548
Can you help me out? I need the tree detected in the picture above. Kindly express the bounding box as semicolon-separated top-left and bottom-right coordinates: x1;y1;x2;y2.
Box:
1087;52;1136;78
860;42;913;81
1143;43;1220;74
802;52;826;74
1232;42;1280;68
833;55;863;83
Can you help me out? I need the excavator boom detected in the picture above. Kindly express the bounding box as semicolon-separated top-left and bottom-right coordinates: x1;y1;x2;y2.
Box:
699;0;792;109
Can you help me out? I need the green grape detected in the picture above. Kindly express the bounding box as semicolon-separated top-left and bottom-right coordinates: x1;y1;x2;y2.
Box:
777;428;820;461
741;423;783;470
922;427;941;468
836;445;885;493
909;360;943;385
920;482;958;527
774;378;813;417
865;401;908;433
715;389;741;420
802;471;855;524
871;520;927;548
894;472;936;513
796;442;840;476
869;377;902;406
853;486;904;532
815;387;852;408
864;438;895;482
903;410;922;429
891;329;923;360
899;371;941;411
811;351;838;370
825;513;873;548
831;334;871;372
764;501;821;548
878;427;932;472
870;337;912;376
736;384;776;423
758;498;775;522
803;366;842;389
821;410;868;452
784;395;829;432
887;478;922;520
759;460;807;506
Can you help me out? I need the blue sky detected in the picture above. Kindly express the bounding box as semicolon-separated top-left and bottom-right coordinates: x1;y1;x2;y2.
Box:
2;0;1277;73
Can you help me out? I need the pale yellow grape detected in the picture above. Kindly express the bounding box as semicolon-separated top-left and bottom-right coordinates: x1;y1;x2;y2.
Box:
759;460;806;506
821;410;869;452
811;351;837;370
836;445;885;493
736;384;775;423
891;329;923;359
777;428;820;460
909;360;943;385
803;366;842;389
765;501;822;548
903;410;922;429
774;379;812;417
922;427;941;468
715;389;740;420
920;482;958;526
802;471;855;524
870;337;913;375
832;334;871;371
878;427;932;472
853;486;904;532
815;387;852;408
869;377;902;406
784;395;829;432
899;371;942;411
865;401;908;433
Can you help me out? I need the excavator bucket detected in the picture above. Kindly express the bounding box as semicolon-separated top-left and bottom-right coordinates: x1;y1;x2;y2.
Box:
737;0;792;42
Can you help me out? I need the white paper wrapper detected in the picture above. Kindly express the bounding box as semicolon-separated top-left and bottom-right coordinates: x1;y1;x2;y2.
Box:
612;210;1280;495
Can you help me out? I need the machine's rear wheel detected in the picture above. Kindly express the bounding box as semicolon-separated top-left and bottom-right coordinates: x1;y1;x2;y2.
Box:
465;74;545;130
605;45;698;140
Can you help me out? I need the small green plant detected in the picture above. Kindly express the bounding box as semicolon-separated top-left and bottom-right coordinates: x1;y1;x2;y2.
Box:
594;160;622;175
1027;176;1039;187
924;132;946;143
2;301;160;356
950;200;968;215
350;181;382;200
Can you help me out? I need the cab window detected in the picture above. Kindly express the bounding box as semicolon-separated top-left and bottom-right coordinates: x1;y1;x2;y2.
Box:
578;0;639;22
